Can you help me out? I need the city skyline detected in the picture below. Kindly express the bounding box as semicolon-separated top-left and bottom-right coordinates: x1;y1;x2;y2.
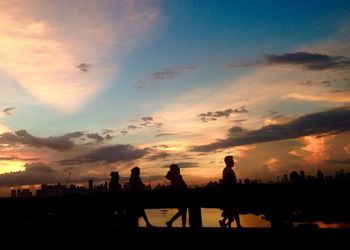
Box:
1;0;350;196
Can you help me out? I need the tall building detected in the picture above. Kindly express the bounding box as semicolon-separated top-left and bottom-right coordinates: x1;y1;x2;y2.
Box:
88;180;93;192
11;189;16;198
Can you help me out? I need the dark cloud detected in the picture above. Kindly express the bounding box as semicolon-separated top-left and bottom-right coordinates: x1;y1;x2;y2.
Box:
58;144;148;165
0;163;61;188
0;156;39;161
150;70;177;80
127;125;138;130
228;126;245;134
86;133;104;143
229;52;350;71
232;119;247;123
0;130;84;151
105;134;113;140
178;162;200;168
161;162;199;169
192;107;350;152
150;66;196;81
265;52;350;70
147;152;170;160
139;116;163;127
326;159;350;164
198;106;248;122
120;130;128;135
151;144;169;149
227;60;261;68
101;129;114;135
260;111;283;119
2;107;15;116
298;78;338;87
141;116;154;122
155;133;177;137
77;63;91;72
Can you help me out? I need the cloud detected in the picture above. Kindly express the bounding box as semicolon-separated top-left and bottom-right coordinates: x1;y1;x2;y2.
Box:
105;134;113;140
58;144;148;165
177;162;200;168
86;133;104;143
127;125;138;130
326;159;350;164
227;60;261;68
150;69;177;80
77;63;91;72
120;130;128;135
228;126;245;134
155;133;179;137
141;116;154;122
147;152;170;160
229;52;350;71
0;156;39;161
198;106;248;122
0;1;159;112
138;116;163;127
2;107;15;116
0;162;62;187
0;130;84;151
149;66;196;81
192;107;350;152
265;52;350;70
161;161;199;169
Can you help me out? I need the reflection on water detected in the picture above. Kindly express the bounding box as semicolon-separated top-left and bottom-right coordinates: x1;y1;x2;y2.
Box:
139;208;270;228
139;208;350;228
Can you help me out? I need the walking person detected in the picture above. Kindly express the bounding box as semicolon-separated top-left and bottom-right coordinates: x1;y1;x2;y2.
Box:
127;167;154;227
165;164;188;228
219;155;243;228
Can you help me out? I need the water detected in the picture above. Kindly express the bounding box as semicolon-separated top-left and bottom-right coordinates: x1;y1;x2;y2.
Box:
139;208;270;228
139;208;350;228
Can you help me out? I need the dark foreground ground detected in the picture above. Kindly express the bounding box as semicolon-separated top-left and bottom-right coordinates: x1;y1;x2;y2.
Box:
1;227;349;248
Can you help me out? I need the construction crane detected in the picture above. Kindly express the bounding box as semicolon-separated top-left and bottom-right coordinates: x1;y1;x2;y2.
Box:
65;171;71;187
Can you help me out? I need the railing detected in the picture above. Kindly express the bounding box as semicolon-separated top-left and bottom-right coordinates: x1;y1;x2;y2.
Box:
1;183;349;229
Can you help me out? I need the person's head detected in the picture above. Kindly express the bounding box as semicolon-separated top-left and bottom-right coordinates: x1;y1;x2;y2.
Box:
166;164;180;180
224;155;234;168
131;166;140;177
110;171;119;180
170;164;180;175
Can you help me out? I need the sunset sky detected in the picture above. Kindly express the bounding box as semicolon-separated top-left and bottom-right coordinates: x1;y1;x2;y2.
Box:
1;0;350;196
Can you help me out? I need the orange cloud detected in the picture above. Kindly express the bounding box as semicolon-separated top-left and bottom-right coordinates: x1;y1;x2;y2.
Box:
302;136;330;165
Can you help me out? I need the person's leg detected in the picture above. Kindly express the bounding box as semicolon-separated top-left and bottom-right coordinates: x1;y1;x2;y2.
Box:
141;210;154;227
233;211;242;228
166;211;182;227
180;208;187;228
219;209;229;228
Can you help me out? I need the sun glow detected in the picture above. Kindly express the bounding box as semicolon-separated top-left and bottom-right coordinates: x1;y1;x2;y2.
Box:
0;160;25;174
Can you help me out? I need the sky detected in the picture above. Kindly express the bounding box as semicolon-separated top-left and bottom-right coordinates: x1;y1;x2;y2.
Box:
1;0;350;196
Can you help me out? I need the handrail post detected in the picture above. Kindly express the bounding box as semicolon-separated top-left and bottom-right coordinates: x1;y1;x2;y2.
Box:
188;206;202;228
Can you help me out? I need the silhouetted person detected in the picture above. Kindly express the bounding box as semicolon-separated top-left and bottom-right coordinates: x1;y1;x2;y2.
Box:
109;171;121;193
109;171;124;227
127;167;154;227
219;155;242;228
165;164;188;227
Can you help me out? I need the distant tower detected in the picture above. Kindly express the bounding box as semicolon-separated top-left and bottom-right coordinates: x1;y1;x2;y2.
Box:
290;171;300;184
88;180;93;192
300;171;306;182
11;189;16;198
16;189;22;198
317;170;324;181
